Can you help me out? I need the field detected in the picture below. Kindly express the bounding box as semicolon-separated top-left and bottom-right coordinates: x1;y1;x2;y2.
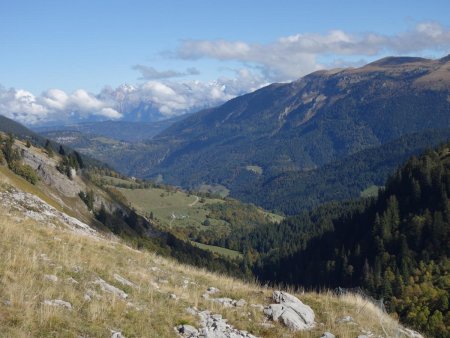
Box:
191;241;243;259
245;165;263;175
360;185;381;198
116;186;224;230
101;176;282;258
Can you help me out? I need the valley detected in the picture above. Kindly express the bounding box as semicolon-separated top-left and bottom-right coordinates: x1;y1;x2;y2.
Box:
40;56;450;215
1;54;449;337
3;2;450;337
0;118;421;338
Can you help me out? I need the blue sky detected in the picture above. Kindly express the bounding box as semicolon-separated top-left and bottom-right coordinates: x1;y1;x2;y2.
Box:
1;0;449;124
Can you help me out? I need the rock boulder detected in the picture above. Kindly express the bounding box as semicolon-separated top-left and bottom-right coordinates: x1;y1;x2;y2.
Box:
264;291;315;331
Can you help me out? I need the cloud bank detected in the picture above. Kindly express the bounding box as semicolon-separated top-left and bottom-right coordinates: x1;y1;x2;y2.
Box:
0;69;266;125
0;87;122;125
177;22;450;80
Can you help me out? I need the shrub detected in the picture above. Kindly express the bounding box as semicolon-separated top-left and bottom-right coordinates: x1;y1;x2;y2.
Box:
11;163;39;184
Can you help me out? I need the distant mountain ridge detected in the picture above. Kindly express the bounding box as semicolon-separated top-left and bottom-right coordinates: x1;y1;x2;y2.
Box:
105;55;450;212
33;114;187;143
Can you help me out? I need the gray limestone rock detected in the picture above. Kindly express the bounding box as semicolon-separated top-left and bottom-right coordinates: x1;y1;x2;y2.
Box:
111;330;126;338
93;277;128;299
320;332;335;338
264;291;315;331
113;273;136;288
43;299;72;310
177;308;259;338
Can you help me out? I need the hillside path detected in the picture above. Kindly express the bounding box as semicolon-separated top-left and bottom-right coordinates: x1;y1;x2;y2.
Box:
188;196;199;207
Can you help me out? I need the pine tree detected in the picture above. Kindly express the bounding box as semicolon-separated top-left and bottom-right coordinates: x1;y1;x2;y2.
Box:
45;140;53;157
59;145;66;156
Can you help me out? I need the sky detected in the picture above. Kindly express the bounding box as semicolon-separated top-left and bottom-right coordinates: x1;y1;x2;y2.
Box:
1;0;450;125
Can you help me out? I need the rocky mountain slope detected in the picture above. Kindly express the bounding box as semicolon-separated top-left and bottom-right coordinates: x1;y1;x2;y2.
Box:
0;153;423;337
111;55;450;212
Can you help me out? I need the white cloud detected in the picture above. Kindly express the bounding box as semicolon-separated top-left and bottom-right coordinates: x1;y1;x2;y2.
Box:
177;22;450;80
0;88;49;124
99;68;267;118
133;65;200;80
0;86;122;125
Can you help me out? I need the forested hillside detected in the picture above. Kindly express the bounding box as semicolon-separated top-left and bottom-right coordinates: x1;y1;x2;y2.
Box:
231;128;450;214
250;143;450;336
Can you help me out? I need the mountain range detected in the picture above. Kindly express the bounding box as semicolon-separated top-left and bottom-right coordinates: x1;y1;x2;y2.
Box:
47;55;450;214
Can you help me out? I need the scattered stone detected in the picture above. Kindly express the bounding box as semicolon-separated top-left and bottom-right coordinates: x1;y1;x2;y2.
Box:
259;322;275;329
250;304;264;311
3;300;11;306
93;277;128;299
169;293;178;300
207;286;220;294
177;308;258;338
84;289;99;301
113;273;136;288
111;330;126;338
67;277;79;284
150;281;160;289
203;287;247;308
44;274;58;282
320;332;335;338
336;316;354;324
43;299;72;310
212;297;234;307
186;307;197;316
360;329;374;337
264;291;315;331
39;253;51;262
235;299;247;307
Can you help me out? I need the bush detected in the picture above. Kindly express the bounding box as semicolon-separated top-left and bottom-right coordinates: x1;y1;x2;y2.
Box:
11;163;39;184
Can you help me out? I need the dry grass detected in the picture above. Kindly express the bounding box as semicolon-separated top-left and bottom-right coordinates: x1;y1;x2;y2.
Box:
0;184;410;337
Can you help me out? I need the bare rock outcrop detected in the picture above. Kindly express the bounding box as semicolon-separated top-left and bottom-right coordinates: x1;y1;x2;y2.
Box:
264;291;315;331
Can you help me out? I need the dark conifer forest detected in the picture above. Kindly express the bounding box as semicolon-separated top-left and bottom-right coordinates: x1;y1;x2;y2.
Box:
245;143;450;336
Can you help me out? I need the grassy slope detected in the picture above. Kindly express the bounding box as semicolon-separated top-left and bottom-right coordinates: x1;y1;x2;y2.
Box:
191;241;243;259
116;186;223;230
0;196;407;337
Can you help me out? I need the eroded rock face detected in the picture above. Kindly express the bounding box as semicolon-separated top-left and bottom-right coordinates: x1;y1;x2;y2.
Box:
0;189;97;237
264;291;315;331
21;146;82;198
